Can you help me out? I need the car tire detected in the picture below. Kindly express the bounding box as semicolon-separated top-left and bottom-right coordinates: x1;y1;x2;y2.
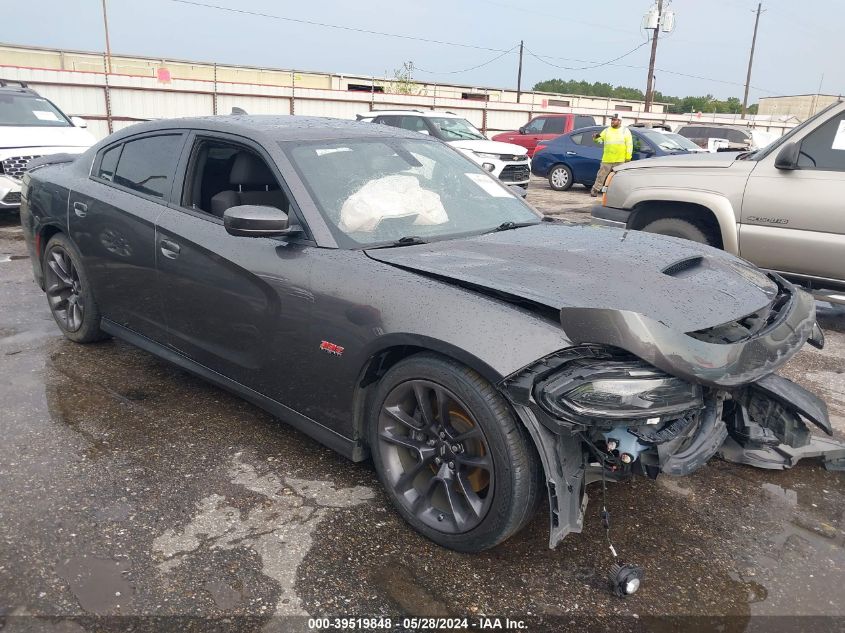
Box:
43;234;109;343
547;164;573;191
368;353;543;552
640;217;717;247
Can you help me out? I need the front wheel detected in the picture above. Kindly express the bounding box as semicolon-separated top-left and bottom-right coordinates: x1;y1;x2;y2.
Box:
368;353;543;552
547;164;573;191
640;217;717;247
43;234;109;343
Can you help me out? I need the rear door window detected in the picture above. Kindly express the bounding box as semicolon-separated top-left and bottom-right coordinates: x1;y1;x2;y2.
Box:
543;117;567;134
112;134;184;199
574;116;596;130
96;144;122;182
797;114;845;171
572;131;600;146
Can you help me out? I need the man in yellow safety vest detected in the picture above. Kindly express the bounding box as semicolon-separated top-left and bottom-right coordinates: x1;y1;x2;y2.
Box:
590;113;633;197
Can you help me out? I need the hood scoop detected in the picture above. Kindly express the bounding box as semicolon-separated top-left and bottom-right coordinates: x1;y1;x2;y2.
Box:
662;255;704;278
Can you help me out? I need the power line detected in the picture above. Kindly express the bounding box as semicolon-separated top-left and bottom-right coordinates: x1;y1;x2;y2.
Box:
524;40;652;72
167;0;778;96
414;46;519;75
167;0;510;53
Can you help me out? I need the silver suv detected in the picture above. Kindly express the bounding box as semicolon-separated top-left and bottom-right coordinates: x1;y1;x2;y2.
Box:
592;101;845;303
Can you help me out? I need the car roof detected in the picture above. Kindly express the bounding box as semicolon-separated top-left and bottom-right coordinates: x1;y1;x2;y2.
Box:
102;115;427;143
0;86;40;97
678;124;751;132
361;110;465;119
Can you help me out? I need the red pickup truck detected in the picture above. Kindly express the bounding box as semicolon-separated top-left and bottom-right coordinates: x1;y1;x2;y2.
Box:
492;113;597;157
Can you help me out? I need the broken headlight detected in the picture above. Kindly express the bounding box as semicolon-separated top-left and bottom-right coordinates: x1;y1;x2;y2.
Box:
536;359;703;422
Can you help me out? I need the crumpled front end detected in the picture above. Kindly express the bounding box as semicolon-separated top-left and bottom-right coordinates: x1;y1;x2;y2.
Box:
501;276;845;548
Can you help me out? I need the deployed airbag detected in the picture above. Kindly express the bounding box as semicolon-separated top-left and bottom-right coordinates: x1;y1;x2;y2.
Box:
339;175;448;232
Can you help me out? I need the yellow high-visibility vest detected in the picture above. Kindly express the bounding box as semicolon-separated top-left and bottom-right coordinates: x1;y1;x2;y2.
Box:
596;126;633;163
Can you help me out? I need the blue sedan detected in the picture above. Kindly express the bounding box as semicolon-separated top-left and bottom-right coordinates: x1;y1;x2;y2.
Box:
531;125;690;191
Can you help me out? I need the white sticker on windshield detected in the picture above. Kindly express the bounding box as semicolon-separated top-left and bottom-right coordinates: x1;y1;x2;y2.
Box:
465;173;511;197
831;120;845;151
315;147;351;156
33;110;60;122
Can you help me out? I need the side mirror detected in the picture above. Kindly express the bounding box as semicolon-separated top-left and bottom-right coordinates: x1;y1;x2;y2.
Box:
518;126;527;134
70;116;88;128
774;141;800;170
509;185;528;198
223;205;299;237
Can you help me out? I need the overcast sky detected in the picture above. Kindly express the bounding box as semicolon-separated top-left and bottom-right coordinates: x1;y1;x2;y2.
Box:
2;0;841;102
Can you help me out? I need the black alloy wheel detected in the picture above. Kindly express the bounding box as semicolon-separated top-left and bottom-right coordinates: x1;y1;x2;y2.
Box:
45;245;85;332
369;354;543;552
377;379;494;534
43;234;108;343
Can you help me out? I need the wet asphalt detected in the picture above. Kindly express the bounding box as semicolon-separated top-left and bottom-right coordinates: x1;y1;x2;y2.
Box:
1;208;844;633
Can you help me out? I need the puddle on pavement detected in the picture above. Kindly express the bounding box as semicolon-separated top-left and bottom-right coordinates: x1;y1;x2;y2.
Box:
55;556;134;614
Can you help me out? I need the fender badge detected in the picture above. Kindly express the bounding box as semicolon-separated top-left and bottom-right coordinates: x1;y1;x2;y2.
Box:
320;340;345;356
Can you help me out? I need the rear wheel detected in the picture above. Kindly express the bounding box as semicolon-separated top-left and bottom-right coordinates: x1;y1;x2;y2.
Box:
548;164;573;191
640;217;717;247
368;354;543;552
43;234;109;343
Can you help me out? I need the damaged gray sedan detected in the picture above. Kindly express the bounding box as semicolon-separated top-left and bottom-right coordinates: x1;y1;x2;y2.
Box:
20;116;845;560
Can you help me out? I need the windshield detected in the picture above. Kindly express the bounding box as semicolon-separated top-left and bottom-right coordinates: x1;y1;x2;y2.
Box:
746;101;842;161
0;95;70;127
428;117;486;141
664;133;702;150
638;129;687;151
285;138;540;248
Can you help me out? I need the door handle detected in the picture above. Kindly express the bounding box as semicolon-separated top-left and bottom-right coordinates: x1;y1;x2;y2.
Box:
160;238;181;259
566;151;577;156
72;201;87;218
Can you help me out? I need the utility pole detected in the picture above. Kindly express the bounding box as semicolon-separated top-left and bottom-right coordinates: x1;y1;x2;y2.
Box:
101;0;112;74
741;2;763;119
516;40;524;103
644;0;663;113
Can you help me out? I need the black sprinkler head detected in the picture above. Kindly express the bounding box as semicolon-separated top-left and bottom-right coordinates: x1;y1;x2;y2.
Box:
609;562;644;597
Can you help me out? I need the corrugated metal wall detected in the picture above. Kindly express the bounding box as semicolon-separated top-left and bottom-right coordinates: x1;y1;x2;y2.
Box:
1;55;797;141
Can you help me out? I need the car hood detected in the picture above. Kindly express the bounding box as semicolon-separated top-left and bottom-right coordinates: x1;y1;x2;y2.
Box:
0;125;96;150
614;152;739;170
366;223;777;334
449;139;528;155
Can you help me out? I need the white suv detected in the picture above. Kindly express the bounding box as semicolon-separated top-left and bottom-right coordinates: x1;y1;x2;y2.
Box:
0;81;96;212
357;110;531;188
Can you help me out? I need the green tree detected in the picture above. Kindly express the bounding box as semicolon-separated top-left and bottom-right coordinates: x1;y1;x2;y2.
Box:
533;78;756;116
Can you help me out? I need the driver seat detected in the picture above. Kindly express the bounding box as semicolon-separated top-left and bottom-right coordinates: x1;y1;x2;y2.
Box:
210;153;287;217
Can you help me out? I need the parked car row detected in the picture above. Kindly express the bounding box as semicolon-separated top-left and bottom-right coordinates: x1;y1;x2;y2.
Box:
357;110;531;188
530;125;693;191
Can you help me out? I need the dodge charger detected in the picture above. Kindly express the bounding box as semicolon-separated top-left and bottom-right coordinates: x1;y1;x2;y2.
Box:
19;116;845;561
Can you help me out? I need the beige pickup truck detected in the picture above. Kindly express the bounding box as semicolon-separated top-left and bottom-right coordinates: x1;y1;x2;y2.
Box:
592;101;845;303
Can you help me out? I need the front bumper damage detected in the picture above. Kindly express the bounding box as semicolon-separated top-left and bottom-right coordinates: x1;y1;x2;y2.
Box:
501;278;845;548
